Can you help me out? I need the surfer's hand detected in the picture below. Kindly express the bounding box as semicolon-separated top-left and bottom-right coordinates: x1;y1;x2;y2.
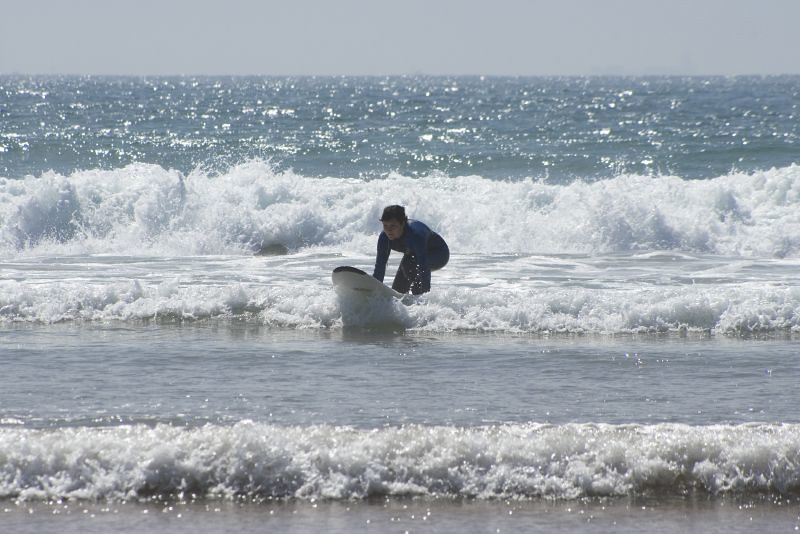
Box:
410;279;429;295
401;294;417;305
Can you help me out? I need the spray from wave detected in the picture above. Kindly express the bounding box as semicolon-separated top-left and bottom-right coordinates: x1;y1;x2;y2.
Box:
1;422;798;501
2;160;800;258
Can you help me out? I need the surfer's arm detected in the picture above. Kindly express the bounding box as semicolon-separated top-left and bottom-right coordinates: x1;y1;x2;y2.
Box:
373;232;390;282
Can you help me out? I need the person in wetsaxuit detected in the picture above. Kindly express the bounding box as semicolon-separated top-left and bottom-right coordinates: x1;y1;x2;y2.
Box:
372;205;449;295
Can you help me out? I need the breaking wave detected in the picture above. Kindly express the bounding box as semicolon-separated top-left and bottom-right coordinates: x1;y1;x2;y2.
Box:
2;274;800;334
2;161;800;258
1;422;798;501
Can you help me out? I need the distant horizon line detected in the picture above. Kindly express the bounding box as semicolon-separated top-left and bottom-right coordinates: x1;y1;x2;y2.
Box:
2;71;800;78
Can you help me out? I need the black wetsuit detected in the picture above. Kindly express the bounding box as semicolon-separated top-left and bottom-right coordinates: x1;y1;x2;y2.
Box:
373;220;449;294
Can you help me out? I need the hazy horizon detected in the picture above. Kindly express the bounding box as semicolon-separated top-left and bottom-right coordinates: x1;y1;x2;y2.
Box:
2;0;799;77
3;72;800;78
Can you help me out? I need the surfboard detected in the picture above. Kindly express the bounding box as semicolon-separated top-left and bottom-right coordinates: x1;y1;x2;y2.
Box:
332;266;403;299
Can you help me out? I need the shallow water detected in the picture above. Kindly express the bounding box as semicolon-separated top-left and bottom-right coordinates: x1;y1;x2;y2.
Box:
1;497;799;534
2;324;799;507
2;324;799;428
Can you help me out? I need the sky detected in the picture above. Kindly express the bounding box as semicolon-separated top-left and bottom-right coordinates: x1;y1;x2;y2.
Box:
1;0;799;76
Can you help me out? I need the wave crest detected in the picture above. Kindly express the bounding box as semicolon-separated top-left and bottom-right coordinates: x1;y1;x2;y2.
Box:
3;161;800;257
1;422;798;501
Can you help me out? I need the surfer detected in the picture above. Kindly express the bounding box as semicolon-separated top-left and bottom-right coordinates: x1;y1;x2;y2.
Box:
373;205;449;295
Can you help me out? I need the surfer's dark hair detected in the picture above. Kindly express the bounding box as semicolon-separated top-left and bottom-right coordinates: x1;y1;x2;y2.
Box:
380;205;408;223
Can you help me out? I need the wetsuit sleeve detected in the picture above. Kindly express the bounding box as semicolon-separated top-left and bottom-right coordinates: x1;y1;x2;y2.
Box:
407;225;431;294
373;232;390;282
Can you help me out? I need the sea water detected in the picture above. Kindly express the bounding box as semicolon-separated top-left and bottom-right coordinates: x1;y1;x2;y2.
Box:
1;76;800;532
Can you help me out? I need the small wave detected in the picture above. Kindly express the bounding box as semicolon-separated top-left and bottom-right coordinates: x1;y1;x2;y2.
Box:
3;161;800;258
1;422;798;501
2;277;800;334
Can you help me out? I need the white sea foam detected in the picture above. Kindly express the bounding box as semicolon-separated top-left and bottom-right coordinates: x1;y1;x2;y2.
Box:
2;271;800;334
2;161;800;257
0;422;798;501
4;162;800;333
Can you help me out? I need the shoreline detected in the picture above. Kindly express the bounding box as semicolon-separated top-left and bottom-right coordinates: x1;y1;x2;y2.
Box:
3;495;798;534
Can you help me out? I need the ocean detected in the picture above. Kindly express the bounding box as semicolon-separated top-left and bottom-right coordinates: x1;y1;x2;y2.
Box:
1;75;799;532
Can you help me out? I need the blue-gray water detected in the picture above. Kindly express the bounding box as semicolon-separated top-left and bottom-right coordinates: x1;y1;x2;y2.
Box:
2;76;799;181
1;76;800;532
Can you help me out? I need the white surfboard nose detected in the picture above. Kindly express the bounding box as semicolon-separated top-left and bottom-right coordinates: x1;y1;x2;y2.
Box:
332;266;403;299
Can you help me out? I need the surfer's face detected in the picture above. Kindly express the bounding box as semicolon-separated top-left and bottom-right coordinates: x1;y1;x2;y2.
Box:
382;220;404;240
